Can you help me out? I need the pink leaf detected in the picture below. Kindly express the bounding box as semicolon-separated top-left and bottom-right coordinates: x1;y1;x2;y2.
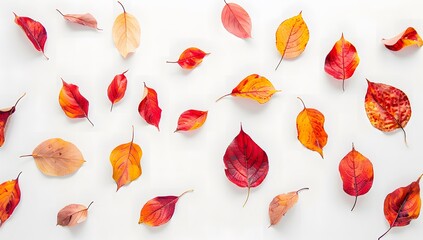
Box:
57;9;102;30
221;0;251;39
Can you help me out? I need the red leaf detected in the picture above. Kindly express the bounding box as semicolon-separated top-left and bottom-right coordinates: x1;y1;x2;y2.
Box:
0;172;21;227
107;70;128;111
221;0;252;39
138;83;161;130
223;124;269;206
382;27;423;51
0;94;25;148
13;13;48;59
167;47;209;70
56;9;101;30
59;79;93;126
174;109;208;132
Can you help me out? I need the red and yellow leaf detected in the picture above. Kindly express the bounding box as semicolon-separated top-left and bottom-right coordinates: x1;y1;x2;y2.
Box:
324;34;360;91
378;175;422;239
268;188;308;227
175;109;208;133
296;97;328;158
0;172;21;227
167;47;209;70
224;124;269;206
221;0;251;39
0;94;25;148
138;83;162;131
59;79;93;126
56;9;101;30
339;143;374;211
112;1;140;58
107;70;128;111
139;190;193;227
382;27;423;51
57;201;93;227
13;13;48;59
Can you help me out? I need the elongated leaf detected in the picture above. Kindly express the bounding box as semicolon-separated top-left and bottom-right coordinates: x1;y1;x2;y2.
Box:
175;109;208;132
382;27;423;51
57;202;93;227
0;94;25;148
56;9;101;30
59;79;93;126
107;70;128;111
13;13;48;59
112;1;140;58
221;0;251;38
269;188;308;227
0;173;21;227
138;83;161;130
166;47;209;70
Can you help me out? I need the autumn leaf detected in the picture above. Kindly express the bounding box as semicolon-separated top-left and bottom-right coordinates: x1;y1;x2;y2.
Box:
296;97;328;158
0;94;25;148
275;11;309;70
174;110;208;133
365;79;411;144
57;201;93;227
56;9;102;30
224;124;269;207
268;188;308;227
13;13;48;59
110;126;142;191
378;175;422;240
166;47;209;70
339;143;374;211
216;74;280;104
138;83;161;130
112;1;140;58
59;79;94;126
382;27;423;51
20;138;85;177
139;190;193;227
0;172;21;227
221;0;251;39
107;70;128;111
324;34;360;91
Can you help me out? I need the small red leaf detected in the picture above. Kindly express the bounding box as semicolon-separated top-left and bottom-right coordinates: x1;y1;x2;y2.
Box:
175;109;208;132
167;47;209;70
59;79;93;126
56;9;101;30
107;70;128;111
221;0;252;39
138;83;162;130
0;94;25;148
0;172;21;227
13;13;48;59
382;27;423;51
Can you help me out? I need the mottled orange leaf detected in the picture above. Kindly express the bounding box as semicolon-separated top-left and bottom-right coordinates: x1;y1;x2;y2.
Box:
59;79;93;126
365;79;411;143
138;83;162;130
0;94;25;148
20;138;85;177
268;188;308;227
167;47;209;70
56;9;101;30
275;11;309;70
112;1;140;58
324;34;360;91
339;143;374;211
379;175;422;240
110;126;142;191
216;74;280;104
221;0;251;39
0;172;21;227
296;97;328;158
139;190;192;227
382;27;423;51
13;13;48;59
107;70;128;111
175;109;208;133
57;201;93;227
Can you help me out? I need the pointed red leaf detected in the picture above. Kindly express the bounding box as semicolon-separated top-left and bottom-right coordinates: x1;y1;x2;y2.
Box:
0;94;25;148
13;13;48;59
138;83;161;130
174;109;208;132
107;70;128;111
167;47;209;70
0;172;22;227
221;0;252;39
56;9;101;30
59;79;93;126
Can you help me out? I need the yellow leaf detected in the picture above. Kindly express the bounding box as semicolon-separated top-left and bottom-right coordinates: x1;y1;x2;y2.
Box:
112;1;140;58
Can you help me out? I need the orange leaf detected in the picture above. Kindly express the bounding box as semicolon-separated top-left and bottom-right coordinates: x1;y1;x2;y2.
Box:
365;79;411;143
56;9;101;30
57;201;93;227
0;172;21;227
20;138;85;177
216;74;280;104
138;83;162;130
139;190;192;227
110;126;142;191
339;143;374;211
13;13;48;60
275;12;309;70
167;47;209;70
112;1;140;58
324;34;360;91
296;97;328;158
382;27;423;51
268;188;308;227
221;0;251;39
59;79;93;126
107;70;128;111
0;94;25;148
174;110;208;133
378;175;422;239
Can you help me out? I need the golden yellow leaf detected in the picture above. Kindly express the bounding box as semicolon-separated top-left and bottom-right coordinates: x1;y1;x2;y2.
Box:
112;1;140;58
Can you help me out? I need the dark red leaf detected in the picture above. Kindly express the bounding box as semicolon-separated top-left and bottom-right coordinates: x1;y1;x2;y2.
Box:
138;83;161;131
13;13;48;59
107;70;128;111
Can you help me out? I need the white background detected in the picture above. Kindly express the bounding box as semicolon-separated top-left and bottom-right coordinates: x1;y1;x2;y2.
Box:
0;0;422;239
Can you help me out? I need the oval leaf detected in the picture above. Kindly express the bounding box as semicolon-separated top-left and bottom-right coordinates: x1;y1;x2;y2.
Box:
365;79;411;143
324;34;360;91
107;70;128;111
56;9;101;30
268;188;308;227
224;125;269;206
110;127;142;191
379;175;422;239
175;110;208;132
13;13;48;59
339;143;374;211
112;1;140;58
382;27;423;51
139;190;192;227
21;138;85;177
221;0;251;39
0;173;21;227
296;98;328;158
138;83;162;131
167;47;209;70
59;79;93;126
275;11;309;70
216;74;280;104
57;202;93;227
0;94;25;148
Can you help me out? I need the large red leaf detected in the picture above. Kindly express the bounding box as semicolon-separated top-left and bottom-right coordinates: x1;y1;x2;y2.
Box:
223;124;269;206
221;0;252;39
107;70;128;111
138;83;161;130
13;13;48;59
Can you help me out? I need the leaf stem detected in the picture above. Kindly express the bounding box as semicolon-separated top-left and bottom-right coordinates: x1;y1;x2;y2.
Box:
178;189;194;198
216;93;231;102
297;97;307;109
130;125;135;143
243;187;251;207
110;103;114;112
275;57;283;70
117;1;126;13
166;61;178;63
351;195;358;211
296;187;309;194
378;227;392;240
342;79;345;92
14;93;26;108
16;171;22;180
19;154;33;158
56;9;65;17
85;116;94;127
87;201;94;210
122;69;129;75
